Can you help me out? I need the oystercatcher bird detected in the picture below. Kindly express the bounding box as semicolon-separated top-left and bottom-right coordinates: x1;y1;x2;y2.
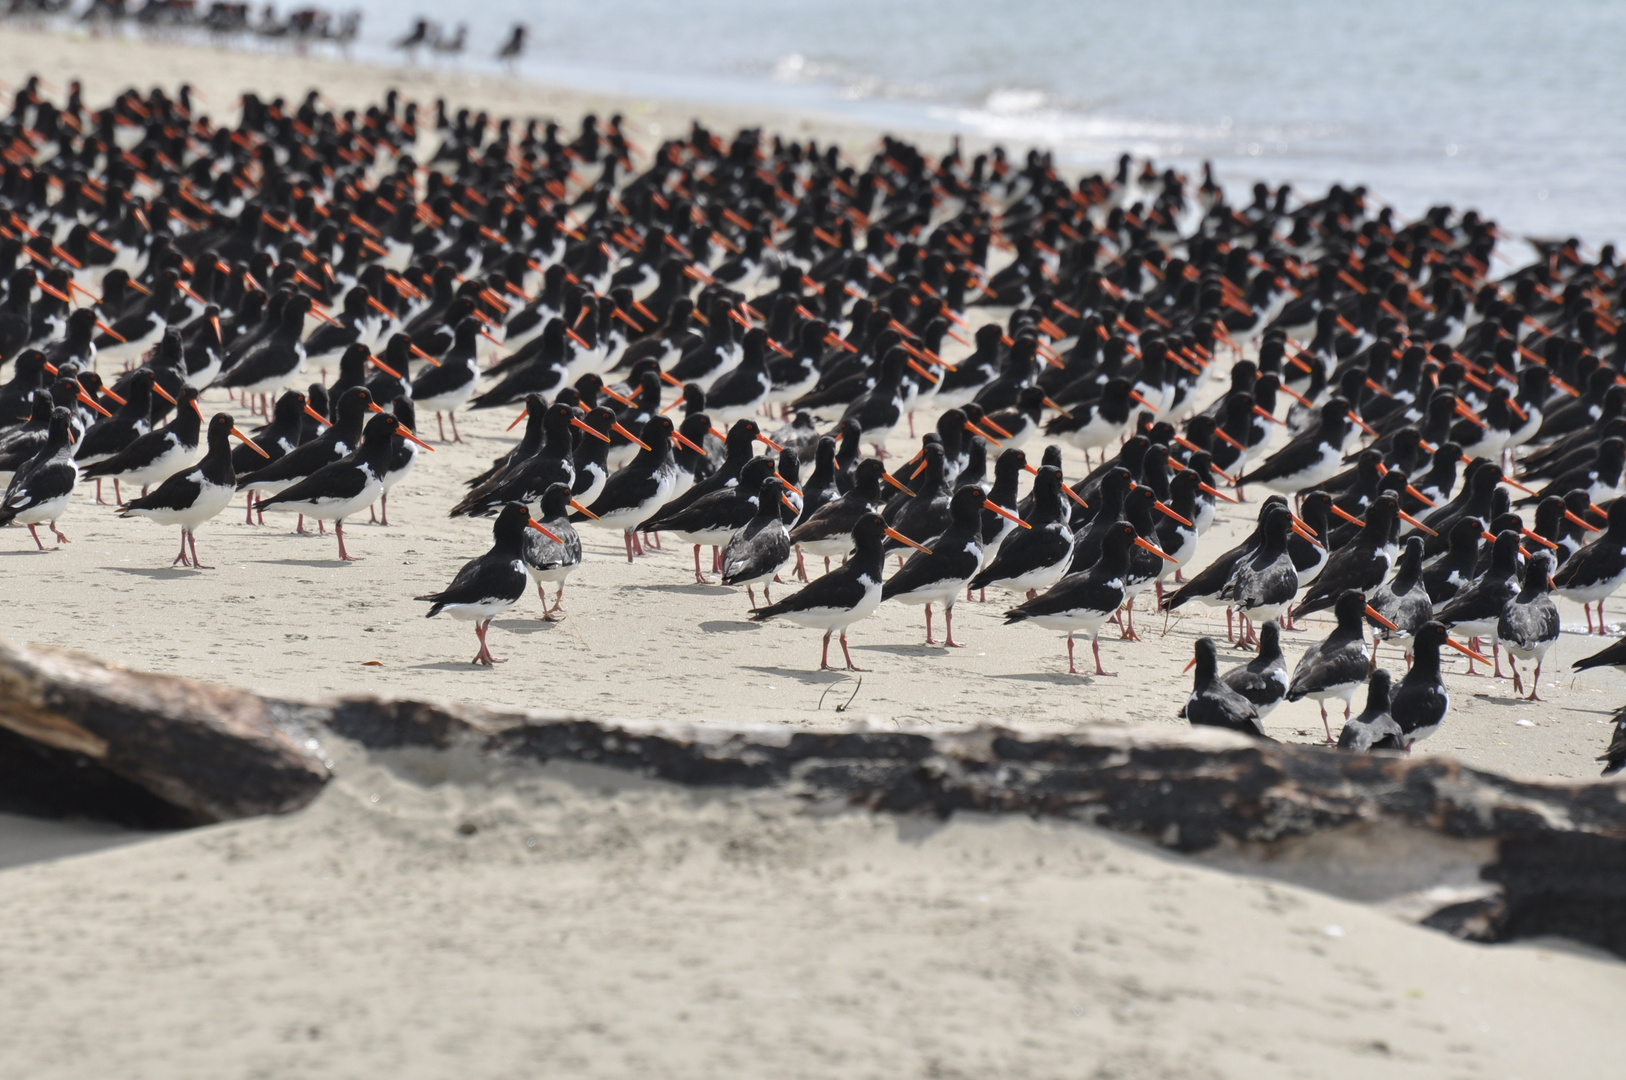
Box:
237;386;373;530
116;412;268;568
1573;636;1626;676
1552;499;1626;634
1498;551;1560;700
1238;397;1356;496
969;465;1072;600
1285;590;1379;741
884;485;1025;645
0;407;77;550
1224;504;1312;645
523;483;587;620
1295;492;1407;616
788;457;889;573
750;512;926;671
1335;669;1404;752
418;502;562;665
720;474;796;609
375;397;423;527
645;457;778;583
1220;619;1289;717
80;386;204;501
1366;536;1433;663
1180;636;1268;737
1435;529;1522;677
1391;621;1485;748
211;293;314;413
412;317;482;442
1004;520;1173;676
73;368;158;504
258;411;431;561
574;415;707;562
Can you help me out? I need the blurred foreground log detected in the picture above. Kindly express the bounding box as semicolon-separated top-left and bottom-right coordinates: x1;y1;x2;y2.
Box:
0;639;329;824
0;639;1622;955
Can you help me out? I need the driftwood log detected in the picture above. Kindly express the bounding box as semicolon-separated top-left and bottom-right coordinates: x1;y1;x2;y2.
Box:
1;639;1623;956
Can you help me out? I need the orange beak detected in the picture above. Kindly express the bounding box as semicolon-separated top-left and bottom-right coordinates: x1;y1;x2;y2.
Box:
1042;396;1072;419
409;343;440;367
1521;528;1558;550
98;385;127;407
1330;504;1364;527
367;353;402;379
979;416;1014;440
1252;404;1285;426
1398;508;1437;535
507;406;529;431
882;472;916;497
884;526;932;554
964;420;1003;446
232;426;270;457
1214;428;1247;451
1154;500;1193;527
1364;604;1400;632
1447;636;1493;664
672;430;707;454
1200;482;1238;504
395;424;435;451
77;389;112;417
1566;510;1603;532
658;370;684;388
151;382;177;405
96;320;126;343
1183;656;1198;673
1134;535;1177;561
569;498;600;519
599;385;636;407
609;421;648;449
303;403;331;426
984;499;1030;529
1128;389;1154;409
1063;485;1090;509
528;517;563;543
1405;485;1436;508
1291;520;1321;545
572;416;612;442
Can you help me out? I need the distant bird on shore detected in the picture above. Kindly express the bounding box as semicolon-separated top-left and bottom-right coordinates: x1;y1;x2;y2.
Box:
431;22;467;59
497;24;527;70
394;18;433;60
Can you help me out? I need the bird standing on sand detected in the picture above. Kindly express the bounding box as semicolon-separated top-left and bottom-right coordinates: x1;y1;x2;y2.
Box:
117;413;268;568
751;513;929;671
1336;669;1404;752
419;502;563;665
0;407;78;550
524;483;589;620
497;24;527;71
1498;551;1560;700
884;485;1026;646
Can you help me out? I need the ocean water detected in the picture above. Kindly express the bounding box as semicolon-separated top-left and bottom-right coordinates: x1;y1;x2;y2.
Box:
327;0;1624;249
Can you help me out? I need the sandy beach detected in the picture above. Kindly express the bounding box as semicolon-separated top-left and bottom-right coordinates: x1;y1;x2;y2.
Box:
0;25;1621;1079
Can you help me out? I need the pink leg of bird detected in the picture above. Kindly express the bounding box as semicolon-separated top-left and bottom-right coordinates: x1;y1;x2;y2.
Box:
1528;661;1543;701
623;533;636;563
549;584;567;617
318;519;328;535
27;524;46;551
473;619;506;665
838;630;869;672
437;413;447;443
794;546;807;582
335;522;356;562
943;606;965;647
746;586;757;611
1584;603;1595;634
94;478;105;505
188;530;212;570
48;521;68;544
924;603;935;645
1065;633;1080;675
819;630;835;670
171;530;191;567
1092;637;1114;676
1493;642;1507;679
450;411;462;443
692;545;711;584
379;494;390;527
1320;702;1332;743
114;478;123;505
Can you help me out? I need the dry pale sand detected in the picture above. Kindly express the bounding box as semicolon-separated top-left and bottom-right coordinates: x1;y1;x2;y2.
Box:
0;30;1622;1079
0;736;1620;1080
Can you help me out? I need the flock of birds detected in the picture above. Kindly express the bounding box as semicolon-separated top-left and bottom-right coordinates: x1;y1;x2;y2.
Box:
0;75;1624;772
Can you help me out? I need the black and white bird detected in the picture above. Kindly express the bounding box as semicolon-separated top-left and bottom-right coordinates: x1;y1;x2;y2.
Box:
1498;551;1560;701
1598;706;1626;776
750;512;927;671
1434;529;1522;678
720;474;796;609
788;457;889;573
1219;619;1289;718
117;413;268;568
645;456;778;584
0;407;78;550
412;317;483;442
1366;535;1434;663
1553;499;1626;636
1390;621;1484;748
1285;590;1377;741
1335;669;1404;752
418;502;562;665
968;465;1071;600
79;387;204;500
884;485;1023;646
1004;520;1173;676
574;415;708;562
1180;636;1268;737
522;483;588;621
1238;397;1357;495
258;411;432;561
